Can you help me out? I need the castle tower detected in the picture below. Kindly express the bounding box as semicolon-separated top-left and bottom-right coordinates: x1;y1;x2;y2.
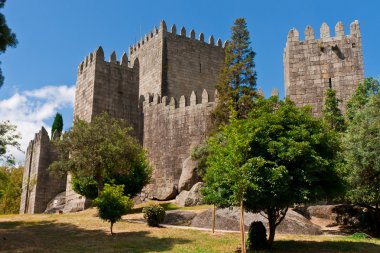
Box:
19;127;66;214
284;21;364;115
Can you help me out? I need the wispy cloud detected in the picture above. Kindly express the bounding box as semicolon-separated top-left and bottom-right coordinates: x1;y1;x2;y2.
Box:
0;85;75;165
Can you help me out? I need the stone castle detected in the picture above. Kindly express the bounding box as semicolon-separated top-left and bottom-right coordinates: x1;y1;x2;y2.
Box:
20;20;364;213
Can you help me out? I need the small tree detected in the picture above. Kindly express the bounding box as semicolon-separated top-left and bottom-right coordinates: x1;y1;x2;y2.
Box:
0;166;23;214
93;184;133;235
0;120;21;165
342;93;380;235
50;113;151;196
203;97;342;249
211;17;257;130
51;112;63;139
322;88;345;132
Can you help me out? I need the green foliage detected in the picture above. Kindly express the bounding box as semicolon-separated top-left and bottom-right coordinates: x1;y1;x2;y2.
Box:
211;18;257;129
0;120;21;165
322;88;345;132
191;140;209;178
342;94;380;206
346;77;379;121
51;113;63;139
0;0;18;88
247;221;268;250
203;97;342;247
0;166;23;214
142;204;166;227
350;232;371;240
50;113;152;196
93;184;133;234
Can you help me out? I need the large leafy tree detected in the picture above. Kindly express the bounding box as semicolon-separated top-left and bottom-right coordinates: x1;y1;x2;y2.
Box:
0;120;21;165
50;113;152;196
0;166;23;214
211;18;257;130
342;93;380;235
0;0;18;88
346;77;379;122
51;112;63;139
322;88;345;132
203;97;342;248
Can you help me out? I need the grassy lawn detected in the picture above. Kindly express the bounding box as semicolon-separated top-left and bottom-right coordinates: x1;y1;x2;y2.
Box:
1;208;380;253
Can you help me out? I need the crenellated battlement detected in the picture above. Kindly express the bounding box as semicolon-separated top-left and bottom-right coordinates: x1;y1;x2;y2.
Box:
286;20;361;45
141;89;217;111
78;47;132;75
128;20;227;58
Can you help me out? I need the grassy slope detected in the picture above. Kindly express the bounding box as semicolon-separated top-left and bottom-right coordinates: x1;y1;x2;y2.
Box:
1;207;380;253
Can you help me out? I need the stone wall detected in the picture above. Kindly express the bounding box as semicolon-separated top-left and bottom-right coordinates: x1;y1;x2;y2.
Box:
142;90;215;200
19;127;66;214
164;24;225;102
284;21;364;116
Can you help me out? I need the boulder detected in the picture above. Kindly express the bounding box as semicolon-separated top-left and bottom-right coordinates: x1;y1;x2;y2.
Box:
175;182;204;207
178;156;200;192
163;210;197;226
152;184;178;201
44;192;66;214
191;207;322;235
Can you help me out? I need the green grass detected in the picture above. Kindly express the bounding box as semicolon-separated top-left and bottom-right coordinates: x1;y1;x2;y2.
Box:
1;209;380;252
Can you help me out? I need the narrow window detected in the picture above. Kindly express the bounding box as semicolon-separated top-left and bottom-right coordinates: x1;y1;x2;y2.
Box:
199;63;202;73
328;78;332;89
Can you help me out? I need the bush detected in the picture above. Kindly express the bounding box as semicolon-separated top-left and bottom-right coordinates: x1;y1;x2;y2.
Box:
247;221;268;250
142;204;166;227
93;184;133;235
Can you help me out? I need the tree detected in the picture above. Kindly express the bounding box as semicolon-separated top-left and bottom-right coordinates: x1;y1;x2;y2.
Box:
93;184;133;235
0;0;18;88
342;93;380;235
0;120;21;165
202;97;342;249
211;18;257;130
322;88;345;132
51;112;63;139
50;113;152;196
346;77;379;121
0;166;23;214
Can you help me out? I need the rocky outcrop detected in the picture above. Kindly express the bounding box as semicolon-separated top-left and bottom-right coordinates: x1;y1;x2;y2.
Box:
175;182;203;207
191;208;322;235
178;157;200;192
44;192;66;214
163;210;197;226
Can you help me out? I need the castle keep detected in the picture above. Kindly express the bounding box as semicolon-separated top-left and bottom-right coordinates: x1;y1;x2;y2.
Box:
284;21;364;115
20;20;364;213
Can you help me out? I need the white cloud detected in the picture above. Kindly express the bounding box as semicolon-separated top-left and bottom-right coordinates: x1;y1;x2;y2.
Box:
0;85;75;165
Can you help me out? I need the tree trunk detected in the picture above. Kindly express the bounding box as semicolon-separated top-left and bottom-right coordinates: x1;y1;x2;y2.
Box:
110;222;114;235
267;211;276;248
212;204;216;233
375;203;380;236
240;199;246;253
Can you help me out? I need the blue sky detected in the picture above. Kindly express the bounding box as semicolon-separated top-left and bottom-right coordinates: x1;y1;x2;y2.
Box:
0;0;379;163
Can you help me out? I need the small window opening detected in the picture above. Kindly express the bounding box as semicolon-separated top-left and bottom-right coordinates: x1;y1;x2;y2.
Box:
352;43;356;48
199;63;202;73
328;78;332;89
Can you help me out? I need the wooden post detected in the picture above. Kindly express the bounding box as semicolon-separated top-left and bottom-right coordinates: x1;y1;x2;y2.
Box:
212;204;216;233
240;199;246;253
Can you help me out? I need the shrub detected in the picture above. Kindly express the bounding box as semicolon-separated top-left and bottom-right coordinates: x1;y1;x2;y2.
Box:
93;184;133;235
142;204;166;227
247;221;268;250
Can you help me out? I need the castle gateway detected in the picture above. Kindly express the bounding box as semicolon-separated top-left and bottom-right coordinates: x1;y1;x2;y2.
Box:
20;20;363;213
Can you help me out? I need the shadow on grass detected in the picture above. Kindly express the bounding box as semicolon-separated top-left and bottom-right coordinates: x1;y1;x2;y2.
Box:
0;220;191;253
259;239;380;253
